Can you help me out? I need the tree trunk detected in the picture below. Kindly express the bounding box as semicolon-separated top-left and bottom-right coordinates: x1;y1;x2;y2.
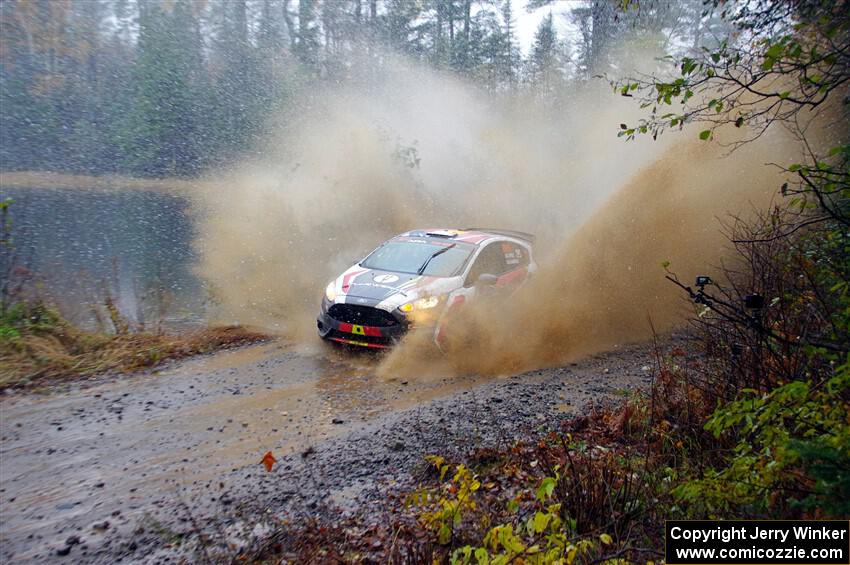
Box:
435;1;443;63
448;0;454;43
282;0;297;50
462;0;471;68
233;0;247;45
590;1;609;73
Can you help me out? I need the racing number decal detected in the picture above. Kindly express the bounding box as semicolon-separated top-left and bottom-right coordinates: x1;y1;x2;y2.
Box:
351;324;365;335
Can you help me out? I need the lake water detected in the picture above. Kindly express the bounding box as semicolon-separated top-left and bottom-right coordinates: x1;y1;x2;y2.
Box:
2;187;207;330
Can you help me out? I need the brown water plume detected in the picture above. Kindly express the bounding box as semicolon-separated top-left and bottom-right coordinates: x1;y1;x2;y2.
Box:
381;133;797;377
191;54;803;375
192;56;670;334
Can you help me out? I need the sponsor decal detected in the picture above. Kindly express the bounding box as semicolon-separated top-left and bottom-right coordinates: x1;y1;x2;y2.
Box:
329;337;388;349
502;243;523;265
373;274;400;283
349;282;406;295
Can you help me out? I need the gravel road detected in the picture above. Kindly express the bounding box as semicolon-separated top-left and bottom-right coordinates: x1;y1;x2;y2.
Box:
0;338;658;563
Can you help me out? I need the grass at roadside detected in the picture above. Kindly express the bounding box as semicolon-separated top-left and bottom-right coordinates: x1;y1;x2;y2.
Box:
0;301;269;392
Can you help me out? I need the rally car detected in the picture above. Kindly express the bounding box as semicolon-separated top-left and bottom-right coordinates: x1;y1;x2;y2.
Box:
317;228;536;349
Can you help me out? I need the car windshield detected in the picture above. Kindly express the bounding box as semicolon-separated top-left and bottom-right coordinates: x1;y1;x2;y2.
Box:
360;240;474;277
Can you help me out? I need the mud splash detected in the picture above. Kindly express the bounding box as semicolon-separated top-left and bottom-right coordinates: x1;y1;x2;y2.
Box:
192;56;673;336
192;54;804;377
382;133;798;377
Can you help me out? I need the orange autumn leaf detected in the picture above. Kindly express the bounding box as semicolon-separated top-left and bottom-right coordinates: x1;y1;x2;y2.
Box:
260;451;277;472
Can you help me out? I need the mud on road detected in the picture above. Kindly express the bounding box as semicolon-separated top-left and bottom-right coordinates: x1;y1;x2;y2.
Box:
0;339;658;563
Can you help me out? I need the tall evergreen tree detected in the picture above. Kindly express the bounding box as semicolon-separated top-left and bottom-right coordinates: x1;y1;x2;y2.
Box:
383;0;426;56
500;0;520;88
0;0;711;177
295;0;320;68
526;12;566;98
123;0;204;176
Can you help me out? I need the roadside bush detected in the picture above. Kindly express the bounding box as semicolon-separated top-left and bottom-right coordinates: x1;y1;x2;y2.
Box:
678;361;850;517
654;176;849;522
407;420;670;564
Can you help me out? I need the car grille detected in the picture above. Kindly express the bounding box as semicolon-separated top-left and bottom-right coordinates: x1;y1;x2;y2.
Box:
327;304;399;327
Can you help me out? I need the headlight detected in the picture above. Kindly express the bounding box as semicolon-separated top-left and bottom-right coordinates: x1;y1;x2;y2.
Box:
325;282;337;302
399;295;441;313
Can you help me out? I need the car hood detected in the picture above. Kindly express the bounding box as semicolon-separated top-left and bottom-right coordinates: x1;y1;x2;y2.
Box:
331;265;460;311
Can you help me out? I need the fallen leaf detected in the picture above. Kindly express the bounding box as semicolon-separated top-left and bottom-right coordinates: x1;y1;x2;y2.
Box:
261;451;277;472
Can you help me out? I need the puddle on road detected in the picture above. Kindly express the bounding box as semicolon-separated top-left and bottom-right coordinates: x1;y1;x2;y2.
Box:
168;340;288;374
0;340;494;561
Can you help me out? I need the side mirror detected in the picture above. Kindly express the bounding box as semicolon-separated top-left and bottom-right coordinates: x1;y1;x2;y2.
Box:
477;273;498;286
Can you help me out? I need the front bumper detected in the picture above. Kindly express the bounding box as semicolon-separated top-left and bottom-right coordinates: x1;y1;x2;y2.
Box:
317;301;409;349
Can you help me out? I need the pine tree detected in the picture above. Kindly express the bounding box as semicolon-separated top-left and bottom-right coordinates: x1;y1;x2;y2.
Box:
123;0;204;176
526;12;564;98
295;0;320;68
383;0;426;56
500;0;520;88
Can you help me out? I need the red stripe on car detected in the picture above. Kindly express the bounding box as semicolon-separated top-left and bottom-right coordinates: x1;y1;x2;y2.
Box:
455;233;489;243
341;269;367;293
497;268;527;286
338;322;382;337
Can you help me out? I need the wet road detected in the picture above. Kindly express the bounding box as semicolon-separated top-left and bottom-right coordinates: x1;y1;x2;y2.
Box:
0;340;494;562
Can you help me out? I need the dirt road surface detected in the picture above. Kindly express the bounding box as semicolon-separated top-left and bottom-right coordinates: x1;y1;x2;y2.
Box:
0;339;657;563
